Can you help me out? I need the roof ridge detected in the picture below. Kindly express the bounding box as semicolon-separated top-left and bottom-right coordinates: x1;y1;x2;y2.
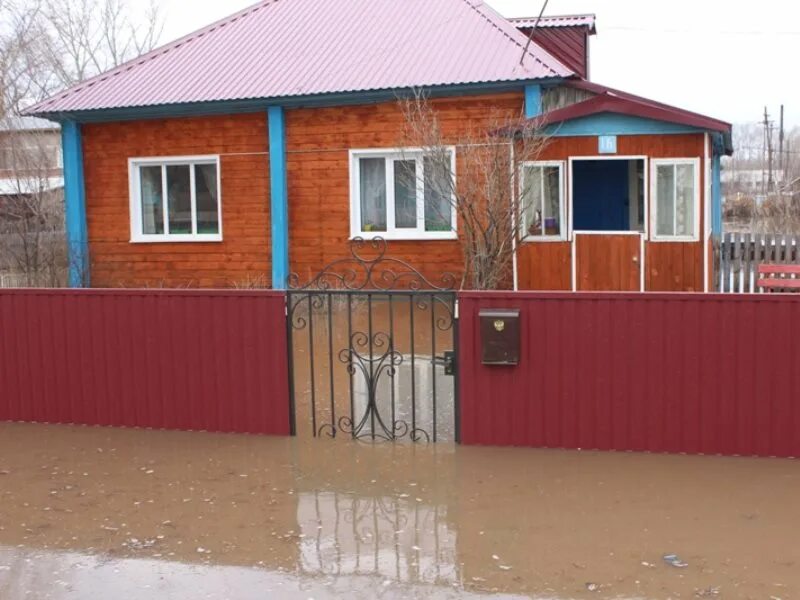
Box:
458;0;574;77
510;14;595;21
27;0;281;114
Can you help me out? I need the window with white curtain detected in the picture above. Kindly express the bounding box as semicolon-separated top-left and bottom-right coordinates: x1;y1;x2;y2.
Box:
129;156;222;242
350;148;456;240
520;161;565;239
651;158;700;240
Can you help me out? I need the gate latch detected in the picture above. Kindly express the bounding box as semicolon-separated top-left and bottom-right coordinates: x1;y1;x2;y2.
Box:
434;351;457;376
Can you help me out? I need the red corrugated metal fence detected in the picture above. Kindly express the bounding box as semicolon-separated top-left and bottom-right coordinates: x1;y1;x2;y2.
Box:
0;289;290;435
458;292;800;458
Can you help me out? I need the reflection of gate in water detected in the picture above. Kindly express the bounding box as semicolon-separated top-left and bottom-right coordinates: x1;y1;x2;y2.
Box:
297;491;458;585
287;238;458;443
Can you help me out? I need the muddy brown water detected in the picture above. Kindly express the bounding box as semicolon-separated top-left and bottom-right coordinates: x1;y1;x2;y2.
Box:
0;422;797;599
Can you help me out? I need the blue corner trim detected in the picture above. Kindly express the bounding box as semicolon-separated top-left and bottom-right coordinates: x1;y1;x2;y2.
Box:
61;121;89;287
712;153;722;236
268;106;289;289
524;84;542;118
545;113;703;137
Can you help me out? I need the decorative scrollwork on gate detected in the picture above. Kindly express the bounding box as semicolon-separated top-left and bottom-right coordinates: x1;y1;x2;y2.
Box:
287;237;456;444
288;237;457;291
333;331;426;442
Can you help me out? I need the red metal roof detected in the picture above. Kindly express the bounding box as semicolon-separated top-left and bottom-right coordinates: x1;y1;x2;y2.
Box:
26;0;574;117
527;25;590;79
510;14;596;33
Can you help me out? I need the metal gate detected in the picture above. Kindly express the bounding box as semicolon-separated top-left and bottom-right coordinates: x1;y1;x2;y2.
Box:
287;238;458;442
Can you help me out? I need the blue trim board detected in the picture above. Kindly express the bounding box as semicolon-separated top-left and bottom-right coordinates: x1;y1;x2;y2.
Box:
61;121;89;287
524;84;542;118
39;79;563;124
712;154;722;236
268;106;289;289
545;113;703;137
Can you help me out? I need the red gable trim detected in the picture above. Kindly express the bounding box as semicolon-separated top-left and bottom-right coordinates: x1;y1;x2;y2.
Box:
538;93;732;134
562;80;732;133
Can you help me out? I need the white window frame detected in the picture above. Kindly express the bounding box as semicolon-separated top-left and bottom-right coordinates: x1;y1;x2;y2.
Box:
650;157;701;242
349;147;457;241
128;155;223;243
519;160;567;242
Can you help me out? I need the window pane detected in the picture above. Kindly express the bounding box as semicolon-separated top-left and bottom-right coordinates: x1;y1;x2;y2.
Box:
195;163;219;234
542;166;561;236
676;163;695;236
656;164;675;237
139;165;163;235
522;166;543;236
394;159;417;228
359;158;386;232
423;156;452;232
167;165;192;234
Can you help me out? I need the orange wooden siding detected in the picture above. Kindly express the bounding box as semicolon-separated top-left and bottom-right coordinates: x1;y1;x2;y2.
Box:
285;92;524;285
516;242;571;290
82;113;270;288
517;133;707;292
575;234;641;291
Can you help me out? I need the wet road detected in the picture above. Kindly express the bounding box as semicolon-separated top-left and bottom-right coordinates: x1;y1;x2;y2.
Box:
0;422;797;599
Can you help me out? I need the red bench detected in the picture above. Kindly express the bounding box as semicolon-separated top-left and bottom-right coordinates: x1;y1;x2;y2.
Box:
758;264;800;292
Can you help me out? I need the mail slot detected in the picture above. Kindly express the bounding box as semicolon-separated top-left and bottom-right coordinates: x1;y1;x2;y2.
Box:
479;308;520;365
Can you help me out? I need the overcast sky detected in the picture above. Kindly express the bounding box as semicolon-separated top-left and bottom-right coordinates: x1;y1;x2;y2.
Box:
158;0;799;126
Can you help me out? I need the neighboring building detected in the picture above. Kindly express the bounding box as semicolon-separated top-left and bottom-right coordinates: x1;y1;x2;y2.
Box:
25;0;731;291
0;116;65;287
0;116;63;202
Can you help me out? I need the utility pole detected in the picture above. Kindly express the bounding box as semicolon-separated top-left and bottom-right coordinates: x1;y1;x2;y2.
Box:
762;107;768;196
764;106;774;194
779;104;785;185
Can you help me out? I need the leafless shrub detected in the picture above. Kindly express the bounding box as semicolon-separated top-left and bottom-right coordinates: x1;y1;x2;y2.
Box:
232;274;272;289
398;91;549;289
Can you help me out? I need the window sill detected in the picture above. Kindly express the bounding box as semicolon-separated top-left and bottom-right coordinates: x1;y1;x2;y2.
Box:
351;232;458;242
521;236;567;243
649;236;699;243
130;234;223;244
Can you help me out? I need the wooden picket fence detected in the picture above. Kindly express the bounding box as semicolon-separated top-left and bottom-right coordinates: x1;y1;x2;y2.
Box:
715;233;800;293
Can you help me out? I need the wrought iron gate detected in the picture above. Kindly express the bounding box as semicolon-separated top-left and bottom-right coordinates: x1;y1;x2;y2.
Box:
287;238;458;442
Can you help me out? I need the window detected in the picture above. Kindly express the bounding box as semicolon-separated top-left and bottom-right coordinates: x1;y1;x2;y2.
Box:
129;156;221;242
350;148;456;240
651;158;699;240
520;161;565;239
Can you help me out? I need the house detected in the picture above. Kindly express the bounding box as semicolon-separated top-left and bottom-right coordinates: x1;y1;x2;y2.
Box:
0;116;63;205
0;116;65;287
25;0;732;291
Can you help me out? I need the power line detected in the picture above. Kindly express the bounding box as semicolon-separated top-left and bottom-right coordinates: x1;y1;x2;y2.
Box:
604;26;800;36
519;0;549;66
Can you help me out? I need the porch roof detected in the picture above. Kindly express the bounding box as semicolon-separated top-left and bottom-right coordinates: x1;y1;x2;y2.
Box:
517;80;733;154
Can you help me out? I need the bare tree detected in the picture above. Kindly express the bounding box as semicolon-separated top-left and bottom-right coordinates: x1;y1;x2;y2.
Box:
0;123;67;286
0;0;161;286
41;0;163;88
1;0;163;117
398;92;550;290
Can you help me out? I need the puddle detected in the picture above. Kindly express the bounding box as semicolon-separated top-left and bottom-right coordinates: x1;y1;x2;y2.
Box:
0;422;797;599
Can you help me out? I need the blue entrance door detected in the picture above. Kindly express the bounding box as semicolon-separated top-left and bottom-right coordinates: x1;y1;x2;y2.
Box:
572;160;629;231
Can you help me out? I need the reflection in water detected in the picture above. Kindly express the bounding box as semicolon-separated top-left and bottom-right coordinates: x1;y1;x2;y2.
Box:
298;491;457;585
0;422;798;599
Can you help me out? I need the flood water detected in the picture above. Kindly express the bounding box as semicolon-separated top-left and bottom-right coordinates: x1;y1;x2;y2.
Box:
0;423;798;599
